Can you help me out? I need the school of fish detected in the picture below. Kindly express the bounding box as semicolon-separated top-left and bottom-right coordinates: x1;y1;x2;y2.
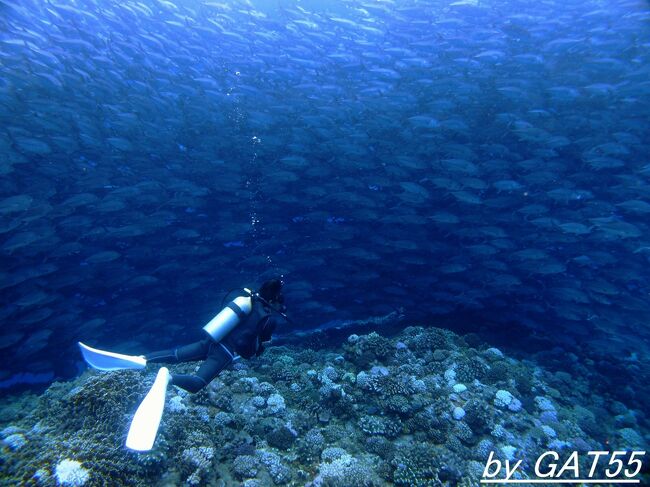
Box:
1;0;649;385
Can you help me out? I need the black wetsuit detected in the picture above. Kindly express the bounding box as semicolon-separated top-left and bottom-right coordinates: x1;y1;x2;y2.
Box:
146;298;277;393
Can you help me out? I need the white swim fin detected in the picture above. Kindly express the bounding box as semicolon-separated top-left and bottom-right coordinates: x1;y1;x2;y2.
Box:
126;367;171;452
78;342;146;371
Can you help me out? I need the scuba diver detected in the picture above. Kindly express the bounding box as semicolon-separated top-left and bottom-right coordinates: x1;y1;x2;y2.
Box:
77;278;288;451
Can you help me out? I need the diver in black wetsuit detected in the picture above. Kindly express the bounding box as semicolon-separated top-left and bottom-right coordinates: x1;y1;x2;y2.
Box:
144;279;285;393
77;279;289;451
78;278;287;393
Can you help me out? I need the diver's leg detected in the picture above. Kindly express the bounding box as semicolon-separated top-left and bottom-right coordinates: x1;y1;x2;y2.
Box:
170;343;232;393
145;338;211;364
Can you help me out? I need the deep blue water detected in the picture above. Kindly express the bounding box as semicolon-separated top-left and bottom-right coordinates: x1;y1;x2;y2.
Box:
0;0;649;399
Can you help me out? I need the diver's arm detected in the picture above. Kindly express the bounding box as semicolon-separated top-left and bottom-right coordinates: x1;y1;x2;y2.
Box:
255;317;277;356
260;316;277;342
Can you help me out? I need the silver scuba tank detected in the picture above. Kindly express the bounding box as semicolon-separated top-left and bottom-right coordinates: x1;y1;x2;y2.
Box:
203;288;253;342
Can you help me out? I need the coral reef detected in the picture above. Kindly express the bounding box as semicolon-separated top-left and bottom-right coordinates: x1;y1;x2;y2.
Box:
0;325;648;486
54;459;90;486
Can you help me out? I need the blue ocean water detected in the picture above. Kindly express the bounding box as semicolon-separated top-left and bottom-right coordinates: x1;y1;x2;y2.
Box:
0;0;649;425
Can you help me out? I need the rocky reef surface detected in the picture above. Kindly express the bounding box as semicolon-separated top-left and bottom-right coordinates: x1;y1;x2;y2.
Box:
1;326;648;486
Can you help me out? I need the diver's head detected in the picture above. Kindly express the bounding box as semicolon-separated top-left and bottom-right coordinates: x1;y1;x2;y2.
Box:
258;278;284;305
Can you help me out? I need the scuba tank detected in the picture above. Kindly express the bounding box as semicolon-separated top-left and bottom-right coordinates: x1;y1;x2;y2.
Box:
203;288;253;342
